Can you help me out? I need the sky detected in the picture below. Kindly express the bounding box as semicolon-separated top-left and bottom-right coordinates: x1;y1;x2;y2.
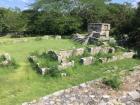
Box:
0;0;140;10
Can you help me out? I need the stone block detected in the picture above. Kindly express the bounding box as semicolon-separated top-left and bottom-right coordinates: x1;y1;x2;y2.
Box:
39;67;50;76
28;56;37;63
108;47;115;53
128;91;140;101
2;53;11;61
55;36;61;39
0;53;12;66
48;50;73;63
80;56;93;65
58;61;74;70
73;48;85;56
89;47;102;55
99;58;108;63
122;52;135;59
57;50;73;62
43;35;49;39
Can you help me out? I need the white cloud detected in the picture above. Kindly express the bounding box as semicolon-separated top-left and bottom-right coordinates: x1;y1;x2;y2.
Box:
132;0;140;6
21;0;29;3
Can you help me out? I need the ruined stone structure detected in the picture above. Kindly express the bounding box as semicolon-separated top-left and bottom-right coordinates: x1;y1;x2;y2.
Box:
88;23;110;38
28;46;135;76
73;23;111;45
80;56;93;65
0;53;12;66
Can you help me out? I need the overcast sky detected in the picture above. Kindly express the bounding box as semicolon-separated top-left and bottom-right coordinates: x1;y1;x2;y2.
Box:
0;0;140;10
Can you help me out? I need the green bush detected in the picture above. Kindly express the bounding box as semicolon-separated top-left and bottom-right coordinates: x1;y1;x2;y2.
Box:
95;52;113;59
108;38;117;47
82;48;90;57
103;76;122;89
48;66;60;77
0;55;6;62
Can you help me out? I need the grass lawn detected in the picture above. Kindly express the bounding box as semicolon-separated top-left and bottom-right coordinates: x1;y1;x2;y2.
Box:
0;37;140;105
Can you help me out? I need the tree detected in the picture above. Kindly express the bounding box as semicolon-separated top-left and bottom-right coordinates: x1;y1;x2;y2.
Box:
0;8;27;35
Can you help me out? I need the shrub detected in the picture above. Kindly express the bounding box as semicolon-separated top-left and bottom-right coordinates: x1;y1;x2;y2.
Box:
95;52;113;59
48;66;60;77
103;76;122;89
0;55;6;62
108;38;117;47
82;48;90;57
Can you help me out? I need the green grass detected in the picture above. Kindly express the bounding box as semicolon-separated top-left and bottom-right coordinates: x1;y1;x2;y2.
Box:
0;37;140;105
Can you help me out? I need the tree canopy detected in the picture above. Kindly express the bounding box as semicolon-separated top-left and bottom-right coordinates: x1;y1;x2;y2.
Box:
0;0;140;49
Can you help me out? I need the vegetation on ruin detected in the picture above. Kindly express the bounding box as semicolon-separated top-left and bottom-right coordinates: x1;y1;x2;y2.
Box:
0;37;139;105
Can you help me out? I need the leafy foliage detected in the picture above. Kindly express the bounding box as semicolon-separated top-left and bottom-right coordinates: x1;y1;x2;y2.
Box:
103;75;122;89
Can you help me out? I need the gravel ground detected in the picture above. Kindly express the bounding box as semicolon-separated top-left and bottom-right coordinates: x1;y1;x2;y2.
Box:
22;66;140;105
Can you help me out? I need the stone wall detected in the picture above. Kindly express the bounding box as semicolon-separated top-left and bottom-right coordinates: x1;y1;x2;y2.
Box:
58;61;74;70
29;47;135;75
80;56;93;65
99;52;135;64
73;48;85;56
88;46;115;55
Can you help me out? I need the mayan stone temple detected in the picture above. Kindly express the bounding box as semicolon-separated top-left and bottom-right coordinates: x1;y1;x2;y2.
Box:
73;23;111;45
88;23;110;38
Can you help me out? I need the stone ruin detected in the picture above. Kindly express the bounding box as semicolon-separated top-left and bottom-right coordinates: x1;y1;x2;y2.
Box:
99;52;135;63
73;23;111;45
88;23;110;38
28;46;135;76
88;46;115;55
42;35;62;40
48;50;73;63
80;56;93;65
55;36;61;39
58;60;74;70
0;53;12;66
